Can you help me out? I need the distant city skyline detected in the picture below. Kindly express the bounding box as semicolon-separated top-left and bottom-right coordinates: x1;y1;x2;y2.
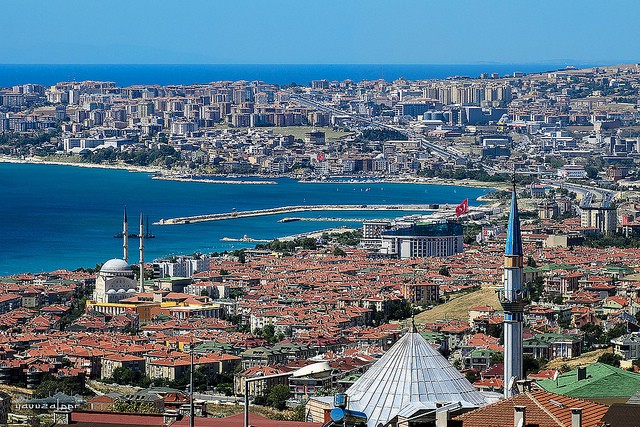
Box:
2;0;639;65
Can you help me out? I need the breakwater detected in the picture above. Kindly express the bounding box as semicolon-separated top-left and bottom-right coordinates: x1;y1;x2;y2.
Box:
155;204;449;225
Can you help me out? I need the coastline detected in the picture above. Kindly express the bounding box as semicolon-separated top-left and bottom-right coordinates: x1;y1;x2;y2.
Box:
0;155;163;174
151;176;278;185
0;159;493;275
0;155;502;191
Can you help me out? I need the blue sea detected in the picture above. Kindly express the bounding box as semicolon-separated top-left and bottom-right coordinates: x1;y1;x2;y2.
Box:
0;63;590;87
0;163;491;274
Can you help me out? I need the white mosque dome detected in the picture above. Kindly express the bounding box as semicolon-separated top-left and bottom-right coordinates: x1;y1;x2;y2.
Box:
100;259;131;274
127;288;136;293
106;289;116;294
116;289;126;294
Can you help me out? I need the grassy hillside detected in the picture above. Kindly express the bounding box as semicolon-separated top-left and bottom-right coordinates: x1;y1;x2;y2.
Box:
415;286;501;323
545;348;612;370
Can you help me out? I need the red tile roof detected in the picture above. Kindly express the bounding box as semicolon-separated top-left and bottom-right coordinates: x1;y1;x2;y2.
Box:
454;390;608;427
173;412;321;427
68;410;167;426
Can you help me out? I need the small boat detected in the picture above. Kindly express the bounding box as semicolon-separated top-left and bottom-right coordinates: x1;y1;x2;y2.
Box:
144;216;155;239
114;232;141;238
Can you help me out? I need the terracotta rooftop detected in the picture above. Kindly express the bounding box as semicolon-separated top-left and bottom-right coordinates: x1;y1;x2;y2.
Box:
453;390;608;427
173;412;321;427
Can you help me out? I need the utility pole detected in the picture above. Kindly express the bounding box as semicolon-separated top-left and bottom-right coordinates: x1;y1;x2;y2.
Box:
190;340;195;427
244;388;249;427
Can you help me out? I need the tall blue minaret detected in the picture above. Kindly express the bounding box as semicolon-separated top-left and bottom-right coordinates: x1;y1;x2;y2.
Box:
501;183;524;398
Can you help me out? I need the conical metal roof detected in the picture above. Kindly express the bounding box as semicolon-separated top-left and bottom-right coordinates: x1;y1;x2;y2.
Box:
505;189;523;256
346;332;486;427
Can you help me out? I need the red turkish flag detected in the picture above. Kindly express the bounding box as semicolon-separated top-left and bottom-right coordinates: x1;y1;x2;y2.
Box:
317;153;325;162
455;198;469;217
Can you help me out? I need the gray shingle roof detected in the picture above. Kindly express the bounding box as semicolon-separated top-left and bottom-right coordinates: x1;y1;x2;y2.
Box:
346;332;486;427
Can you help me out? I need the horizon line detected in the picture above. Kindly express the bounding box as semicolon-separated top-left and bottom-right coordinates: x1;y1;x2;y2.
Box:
0;61;623;66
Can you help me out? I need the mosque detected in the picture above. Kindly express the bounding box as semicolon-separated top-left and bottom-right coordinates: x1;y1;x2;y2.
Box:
92;258;137;303
92;208;146;304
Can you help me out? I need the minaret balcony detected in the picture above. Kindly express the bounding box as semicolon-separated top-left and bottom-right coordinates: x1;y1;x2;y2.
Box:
498;289;527;313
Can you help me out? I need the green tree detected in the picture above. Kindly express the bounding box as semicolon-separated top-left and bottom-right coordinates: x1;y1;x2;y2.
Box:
292;404;306;421
110;366;151;388
463;223;482;245
232;249;246;264
267;384;291;410
581;323;605;350
525;276;544;303
333;247;347;257
549;157;566;169
34;376;89;398
260;323;278;344
111;400;162;414
523;354;544;376
585;166;599;179
597;352;622;367
387;300;412;320
465;370;478;383
438;266;450;277
606;324;628;342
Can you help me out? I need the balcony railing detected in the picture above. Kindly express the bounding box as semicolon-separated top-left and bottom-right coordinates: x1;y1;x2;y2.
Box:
498;289;528;313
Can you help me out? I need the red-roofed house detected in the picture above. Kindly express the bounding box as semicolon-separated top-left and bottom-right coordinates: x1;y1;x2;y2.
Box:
453;390;608;427
172;412;322;427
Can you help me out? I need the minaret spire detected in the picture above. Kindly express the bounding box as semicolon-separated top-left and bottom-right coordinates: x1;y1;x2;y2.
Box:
123;206;129;263
139;211;145;293
501;181;524;398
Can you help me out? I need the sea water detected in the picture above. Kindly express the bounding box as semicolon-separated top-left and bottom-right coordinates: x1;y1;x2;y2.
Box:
0;163;491;274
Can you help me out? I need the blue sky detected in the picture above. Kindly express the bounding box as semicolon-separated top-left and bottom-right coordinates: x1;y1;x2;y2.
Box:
2;0;638;64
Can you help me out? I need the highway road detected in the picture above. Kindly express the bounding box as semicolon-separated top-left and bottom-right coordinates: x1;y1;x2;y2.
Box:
291;94;465;162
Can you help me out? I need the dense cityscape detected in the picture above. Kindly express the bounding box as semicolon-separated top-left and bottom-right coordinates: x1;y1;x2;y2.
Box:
1;60;640;427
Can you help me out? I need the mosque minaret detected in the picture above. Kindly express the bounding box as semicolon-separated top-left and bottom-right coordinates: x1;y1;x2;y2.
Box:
138;211;145;293
122;207;128;263
91;208;146;304
501;182;525;398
